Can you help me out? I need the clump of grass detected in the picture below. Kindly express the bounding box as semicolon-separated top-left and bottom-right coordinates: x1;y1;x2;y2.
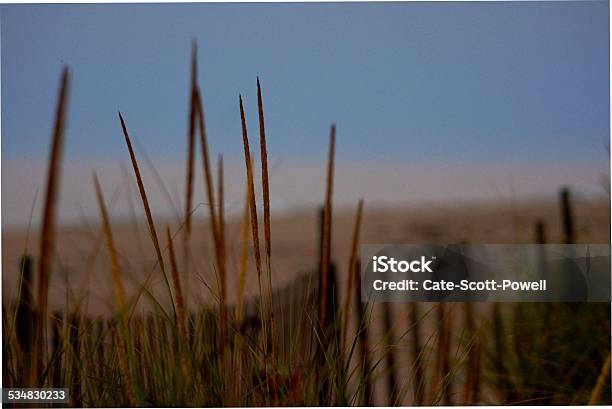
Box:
6;45;610;408
491;188;611;405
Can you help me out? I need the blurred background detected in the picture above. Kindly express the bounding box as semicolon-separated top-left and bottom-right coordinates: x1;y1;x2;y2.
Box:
2;1;609;228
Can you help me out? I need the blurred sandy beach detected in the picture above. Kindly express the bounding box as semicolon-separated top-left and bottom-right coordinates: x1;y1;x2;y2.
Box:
3;197;608;316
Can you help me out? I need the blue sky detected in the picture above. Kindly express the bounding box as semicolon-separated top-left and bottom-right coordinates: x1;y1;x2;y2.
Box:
2;2;609;164
1;2;609;226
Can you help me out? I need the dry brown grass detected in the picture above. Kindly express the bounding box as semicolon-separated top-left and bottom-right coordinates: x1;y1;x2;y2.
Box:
239;95;263;280
183;41;198;302
256;79;277;364
119;111;175;316
318;124;335;325
234;177;251;324
91;171;136;404
217;155;228;351
32;67;70;386
93;173;127;310
341;198;363;351
589;352;611;405
166;226;186;342
194;86;221;272
257;78;271;273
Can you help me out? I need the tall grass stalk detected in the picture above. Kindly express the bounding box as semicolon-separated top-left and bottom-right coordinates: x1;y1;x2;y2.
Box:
315;127;336;405
560;187;575;244
382;302;399;405
183;41;198;308
232;180;250;404
50;312;63;388
93;172;136;405
433;302;453;405
166;227;186;343
32;68;69;386
239;95;263;280
341;199;363;352
239;94;270;396
463;302;481;404
93;173;127;310
257;78;277;366
235;177;251;324
166;226;190;385
257;78;271;273
409;302;425;405
69;313;82;407
109;319;137;405
490;303;514;402
217;155;228;358
16;255;34;383
353;259;373;405
318;124;336;325
118;112;176;318
194;86;222;277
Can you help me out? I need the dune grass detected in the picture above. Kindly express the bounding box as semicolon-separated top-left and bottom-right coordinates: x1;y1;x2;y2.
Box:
2;45;611;408
31;67;70;387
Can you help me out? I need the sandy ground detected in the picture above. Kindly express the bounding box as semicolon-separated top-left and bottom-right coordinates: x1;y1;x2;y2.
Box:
2;197;608;315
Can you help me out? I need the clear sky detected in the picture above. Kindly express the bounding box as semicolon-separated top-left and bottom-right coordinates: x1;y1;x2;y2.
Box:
1;2;610;226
